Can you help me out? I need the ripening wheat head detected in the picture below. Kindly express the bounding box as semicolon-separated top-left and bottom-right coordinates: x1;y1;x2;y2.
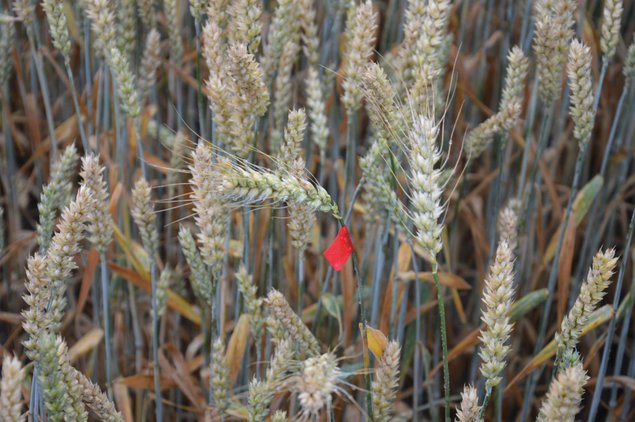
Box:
478;241;516;388
42;0;71;60
235;266;264;338
75;369;123;422
497;200;520;254
465;46;529;158
43;186;91;331
131;178;158;257
295;352;343;419
567;39;595;148
372;341;401;421
80;155;113;254
210;337;230;416
556;248;617;366
455;385;483;422
190;143;227;275
85;0;116;57
138;29;162;100
533;0;577;104
265;289;320;356
262;0;301;79
407;115;445;261
537;359;588;422
600;0;623;60
342;0;378;113
208;155;340;218
248;339;294;421
36;145;79;252
178;226;213;307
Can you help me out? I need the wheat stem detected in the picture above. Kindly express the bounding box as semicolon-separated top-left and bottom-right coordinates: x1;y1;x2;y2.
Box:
27;33;58;161
134;119;147;179
480;385;492;419
82;18;93;137
433;261;450;422
342;113;357;212
297;250;305;315
412;245;422;422
100;253;113;394
64;61;90;153
151;260;163;421
518;103;553;208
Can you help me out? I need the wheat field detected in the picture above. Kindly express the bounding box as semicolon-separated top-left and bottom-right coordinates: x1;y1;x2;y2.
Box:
0;0;635;421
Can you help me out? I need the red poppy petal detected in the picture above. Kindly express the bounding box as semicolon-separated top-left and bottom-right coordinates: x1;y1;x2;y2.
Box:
323;225;354;271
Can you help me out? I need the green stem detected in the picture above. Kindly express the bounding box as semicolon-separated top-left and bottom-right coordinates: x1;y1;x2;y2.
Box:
151;260;163;421
100;253;113;395
412;246;422;422
65;60;90;153
480;386;492;419
341;113;357;212
352;248;373;421
203;305;211;369
134;118;147;179
27;30;58;162
519;103;553;211
297;250;305;315
432;262;450;422
494;383;502;422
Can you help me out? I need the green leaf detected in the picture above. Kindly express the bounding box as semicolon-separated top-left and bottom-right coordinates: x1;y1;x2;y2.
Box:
321;293;343;336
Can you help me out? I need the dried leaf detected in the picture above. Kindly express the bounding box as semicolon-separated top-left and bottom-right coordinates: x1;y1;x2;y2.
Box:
75;248;99;319
113;382;134;422
69;328;103;363
226;314;250;384
366;326;388;359
557;216;576;324
110;263;201;325
399;271;471;290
